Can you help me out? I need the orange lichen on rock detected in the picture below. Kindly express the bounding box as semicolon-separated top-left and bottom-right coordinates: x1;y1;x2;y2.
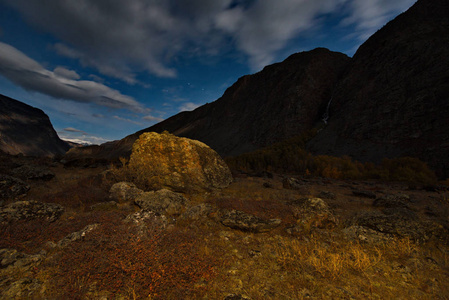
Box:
128;132;232;192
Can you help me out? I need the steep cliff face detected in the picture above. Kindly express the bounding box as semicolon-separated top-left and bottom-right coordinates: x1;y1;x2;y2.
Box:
0;94;69;157
307;0;449;178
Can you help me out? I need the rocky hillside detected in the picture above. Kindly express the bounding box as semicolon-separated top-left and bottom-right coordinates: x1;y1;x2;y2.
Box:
0;94;69;157
308;0;449;178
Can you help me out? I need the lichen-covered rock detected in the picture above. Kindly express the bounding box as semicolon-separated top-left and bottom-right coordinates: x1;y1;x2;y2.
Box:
128;132;232;192
11;165;55;181
0;200;64;223
0;175;30;200
135;189;189;216
349;209;430;241
290;198;338;232
219;209;281;233
109;182;143;203
373;194;410;209
0;249;44;269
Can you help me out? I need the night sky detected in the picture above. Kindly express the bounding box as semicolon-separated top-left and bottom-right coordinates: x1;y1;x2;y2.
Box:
0;0;415;144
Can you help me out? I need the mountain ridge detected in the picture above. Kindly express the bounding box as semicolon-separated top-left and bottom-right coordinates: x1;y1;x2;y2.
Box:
0;94;70;157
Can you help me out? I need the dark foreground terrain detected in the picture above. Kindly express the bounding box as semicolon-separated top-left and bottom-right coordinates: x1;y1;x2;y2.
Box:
0;152;448;299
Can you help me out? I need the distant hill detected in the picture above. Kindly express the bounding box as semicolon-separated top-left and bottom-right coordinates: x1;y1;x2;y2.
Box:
65;0;449;178
0;94;70;157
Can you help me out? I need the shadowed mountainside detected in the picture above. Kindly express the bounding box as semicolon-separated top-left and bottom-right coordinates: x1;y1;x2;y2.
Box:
65;48;350;162
0;94;69;157
307;0;449;178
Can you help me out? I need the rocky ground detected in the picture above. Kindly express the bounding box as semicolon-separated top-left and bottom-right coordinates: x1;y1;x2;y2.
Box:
0;151;448;299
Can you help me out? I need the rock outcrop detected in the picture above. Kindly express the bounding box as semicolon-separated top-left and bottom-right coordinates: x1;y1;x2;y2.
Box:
0;94;70;157
128;132;232;192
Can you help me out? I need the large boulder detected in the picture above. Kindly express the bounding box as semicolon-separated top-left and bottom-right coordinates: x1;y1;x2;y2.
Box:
128;132;232;192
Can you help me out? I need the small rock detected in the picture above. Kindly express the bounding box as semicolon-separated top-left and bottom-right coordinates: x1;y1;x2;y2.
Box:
56;224;99;248
282;177;304;190
373;194;410;209
290;198;338;232
0;200;64;223
0;175;30;200
219;209;281;233
11;165;55;181
224;294;251;300
90;201;118;211
135;189;189;216
352;190;377;199
181;203;214;220
109;182;143;203
318;191;336;200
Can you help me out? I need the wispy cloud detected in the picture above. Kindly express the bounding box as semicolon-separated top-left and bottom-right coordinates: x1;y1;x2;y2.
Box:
342;0;416;41
3;0;415;80
179;102;200;112
0;42;145;112
113;115;143;126
143;115;165;123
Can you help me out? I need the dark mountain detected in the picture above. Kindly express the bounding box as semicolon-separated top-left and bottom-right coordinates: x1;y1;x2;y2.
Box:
0;94;70;157
65;48;350;161
307;0;449;178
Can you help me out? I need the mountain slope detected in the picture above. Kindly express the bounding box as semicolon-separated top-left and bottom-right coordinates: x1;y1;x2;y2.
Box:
307;0;449;178
65;48;349;162
0;94;69;157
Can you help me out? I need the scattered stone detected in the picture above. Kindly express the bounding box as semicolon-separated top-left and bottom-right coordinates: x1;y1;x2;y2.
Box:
128;132;233;192
89;201;118;211
289;198;338;232
224;294;251;300
219;209;281;233
181;203;214;220
343;225;395;243
318;191;336;200
0;200;64;223
0;249;44;269
0;277;42;299
56;224;99;248
352;190;377;199
349;210;429;241
282;177;305;190
263;182;273;188
11;165;55;181
109;182;143;203
373;194;410;209
0;175;30;200
135;189;189;216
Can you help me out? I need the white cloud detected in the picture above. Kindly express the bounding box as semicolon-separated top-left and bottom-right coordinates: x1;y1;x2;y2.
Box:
143;115;165;123
113;115;143;126
179;102;200;112
54;66;80;80
63;127;85;133
342;0;416;40
0;42;145;112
